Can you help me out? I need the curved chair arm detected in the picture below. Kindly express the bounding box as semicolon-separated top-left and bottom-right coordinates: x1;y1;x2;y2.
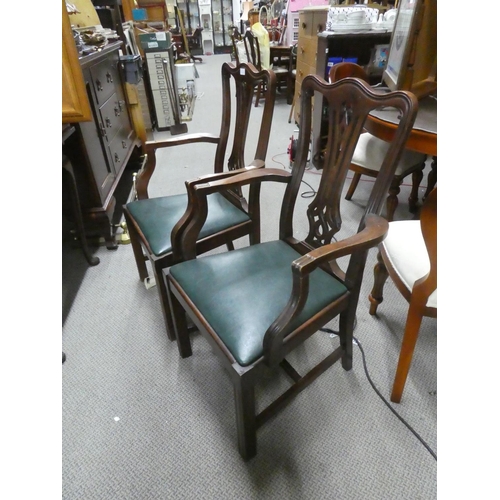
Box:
135;133;221;199
263;214;389;367
171;167;292;260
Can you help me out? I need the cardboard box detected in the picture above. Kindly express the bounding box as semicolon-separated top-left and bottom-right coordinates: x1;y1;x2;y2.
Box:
138;32;171;52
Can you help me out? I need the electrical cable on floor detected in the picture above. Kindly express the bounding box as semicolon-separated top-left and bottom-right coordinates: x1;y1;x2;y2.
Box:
272;153;317;198
300;179;316;198
278;147;436;459
320;326;437;461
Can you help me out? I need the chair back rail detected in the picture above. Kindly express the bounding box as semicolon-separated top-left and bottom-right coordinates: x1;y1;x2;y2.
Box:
282;75;418;249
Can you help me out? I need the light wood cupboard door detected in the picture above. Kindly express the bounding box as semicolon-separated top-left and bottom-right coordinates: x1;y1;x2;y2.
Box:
62;0;92;123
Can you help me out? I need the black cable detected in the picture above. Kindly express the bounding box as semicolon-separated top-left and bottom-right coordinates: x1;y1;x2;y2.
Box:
320;327;437;461
354;336;437;460
300;179;316;198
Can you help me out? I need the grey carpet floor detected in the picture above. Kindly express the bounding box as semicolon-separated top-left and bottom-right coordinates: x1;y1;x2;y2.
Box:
62;54;437;499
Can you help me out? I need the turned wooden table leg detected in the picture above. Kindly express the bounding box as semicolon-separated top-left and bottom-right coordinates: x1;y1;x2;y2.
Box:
424;156;437;200
369;250;389;315
408;162;425;213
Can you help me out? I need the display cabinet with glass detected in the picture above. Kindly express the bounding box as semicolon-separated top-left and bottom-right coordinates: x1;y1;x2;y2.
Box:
199;0;214;54
211;0;233;54
175;0;203;55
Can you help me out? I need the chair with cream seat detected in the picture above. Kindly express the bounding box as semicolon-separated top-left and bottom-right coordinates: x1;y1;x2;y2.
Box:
123;62;277;341
368;187;437;403
165;75;418;459
329;62;428;221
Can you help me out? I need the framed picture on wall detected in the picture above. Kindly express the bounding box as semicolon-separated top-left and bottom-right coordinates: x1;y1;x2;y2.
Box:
383;0;423;91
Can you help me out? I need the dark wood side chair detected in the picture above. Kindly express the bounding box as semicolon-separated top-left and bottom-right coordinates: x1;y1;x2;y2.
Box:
123;62;277;341
243;30;264;107
329;62;428;221
166;75;418;459
368;187;437;403
230;27;244;64
243;30;288;106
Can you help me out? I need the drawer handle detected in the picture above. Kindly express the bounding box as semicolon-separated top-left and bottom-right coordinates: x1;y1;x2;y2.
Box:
298;70;303;77
106;72;113;83
105;117;112;127
114;106;121;117
114;153;120;163
122;140;127;149
300;46;305;54
95;79;103;91
99;122;107;138
301;22;307;29
317;24;323;33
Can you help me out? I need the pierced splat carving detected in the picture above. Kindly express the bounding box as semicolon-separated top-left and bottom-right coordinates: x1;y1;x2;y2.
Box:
305;99;366;247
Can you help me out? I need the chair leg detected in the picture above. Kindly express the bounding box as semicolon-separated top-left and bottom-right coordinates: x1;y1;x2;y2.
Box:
167;280;192;358
154;264;177;342
288;95;295;124
408;162;425;213
368;250;389;315
385;180;401;222
345;173;361;200
226;241;235;251
123;212;149;282
338;306;356;371
233;375;257;460
390;301;425;403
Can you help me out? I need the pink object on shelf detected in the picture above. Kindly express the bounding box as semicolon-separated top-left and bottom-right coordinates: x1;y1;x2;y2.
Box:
288;0;329;13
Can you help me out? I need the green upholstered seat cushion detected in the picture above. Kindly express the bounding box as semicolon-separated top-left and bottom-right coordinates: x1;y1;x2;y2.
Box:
169;240;348;366
126;193;250;257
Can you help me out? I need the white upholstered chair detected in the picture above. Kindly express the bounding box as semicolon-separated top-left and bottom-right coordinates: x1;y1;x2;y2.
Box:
368;187;437;403
329;62;428;221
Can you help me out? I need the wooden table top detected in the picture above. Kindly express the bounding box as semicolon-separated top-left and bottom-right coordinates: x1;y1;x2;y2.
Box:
365;95;437;156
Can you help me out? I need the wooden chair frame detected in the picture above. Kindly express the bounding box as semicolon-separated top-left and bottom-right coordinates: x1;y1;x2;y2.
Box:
166;75;418;459
368;187;437;403
123;62;277;340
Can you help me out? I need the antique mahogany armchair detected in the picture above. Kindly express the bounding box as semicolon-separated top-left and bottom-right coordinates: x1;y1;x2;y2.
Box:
123;62;277;340
165;75;418;459
368;187;437;403
329;62;427;221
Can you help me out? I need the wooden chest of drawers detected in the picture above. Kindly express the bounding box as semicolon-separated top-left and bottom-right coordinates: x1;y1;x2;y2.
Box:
62;42;141;248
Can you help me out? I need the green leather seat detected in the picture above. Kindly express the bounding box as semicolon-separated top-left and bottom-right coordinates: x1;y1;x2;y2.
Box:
126;193;250;257
169;240;348;366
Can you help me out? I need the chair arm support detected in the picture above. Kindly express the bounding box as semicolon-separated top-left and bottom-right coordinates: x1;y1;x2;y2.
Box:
191;167;290;195
171;168;292;260
263;214;388;367
183;160;267;189
136;134;221;199
145;133;220;150
292;215;388;274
